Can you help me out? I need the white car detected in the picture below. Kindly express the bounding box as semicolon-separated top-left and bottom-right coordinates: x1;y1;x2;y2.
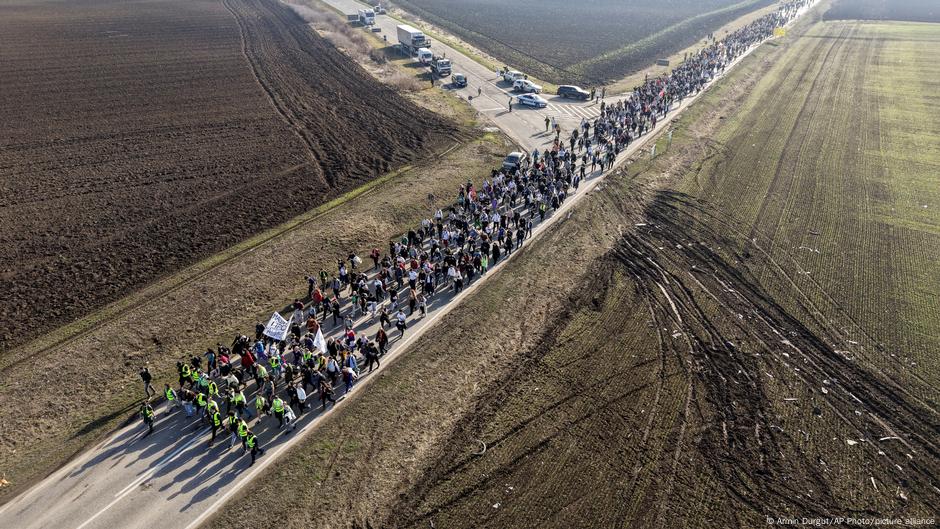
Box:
502;70;524;83
516;93;547;108
502;151;524;170
513;79;542;93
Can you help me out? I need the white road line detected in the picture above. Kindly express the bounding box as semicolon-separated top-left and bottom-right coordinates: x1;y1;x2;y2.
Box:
73;427;209;529
573;106;596;119
9;4;818;529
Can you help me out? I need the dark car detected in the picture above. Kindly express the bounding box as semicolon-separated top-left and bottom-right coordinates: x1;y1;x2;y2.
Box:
452;73;467;88
557;85;590;100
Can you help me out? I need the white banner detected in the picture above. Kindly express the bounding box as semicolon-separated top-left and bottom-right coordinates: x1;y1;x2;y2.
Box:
262;312;292;341
312;328;327;354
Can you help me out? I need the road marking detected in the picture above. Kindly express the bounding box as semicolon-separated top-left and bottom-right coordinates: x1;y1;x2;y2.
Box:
6;4;817;528
113;427;208;497
72;427;209;529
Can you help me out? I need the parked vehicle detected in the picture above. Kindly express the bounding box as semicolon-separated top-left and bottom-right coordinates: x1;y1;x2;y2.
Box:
516;94;548;108
417;48;433;65
452;73;467;88
431;56;452;76
397;24;429;55
357;8;375;26
502;70;525;83
512;79;542;93
557;85;590;100
502;151;524;170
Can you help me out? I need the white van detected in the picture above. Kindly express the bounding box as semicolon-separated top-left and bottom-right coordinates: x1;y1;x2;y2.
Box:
417;48;433;64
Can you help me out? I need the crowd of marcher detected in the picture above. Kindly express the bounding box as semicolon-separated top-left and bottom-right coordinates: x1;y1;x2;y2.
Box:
136;0;810;468
550;0;810;173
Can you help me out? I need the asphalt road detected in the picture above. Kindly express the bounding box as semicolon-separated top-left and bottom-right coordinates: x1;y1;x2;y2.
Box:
0;1;816;527
319;0;625;152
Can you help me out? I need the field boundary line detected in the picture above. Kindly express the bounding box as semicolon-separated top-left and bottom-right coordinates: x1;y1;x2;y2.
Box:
0;136;484;374
570;0;769;73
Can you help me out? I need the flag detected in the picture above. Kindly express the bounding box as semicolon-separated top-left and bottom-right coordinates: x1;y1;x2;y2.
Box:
312;327;327;354
262;312;291;341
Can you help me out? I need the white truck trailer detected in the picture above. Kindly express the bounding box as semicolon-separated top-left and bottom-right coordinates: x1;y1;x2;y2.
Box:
397;24;429;55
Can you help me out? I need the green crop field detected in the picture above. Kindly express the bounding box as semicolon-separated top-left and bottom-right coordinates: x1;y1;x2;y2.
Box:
391;0;775;84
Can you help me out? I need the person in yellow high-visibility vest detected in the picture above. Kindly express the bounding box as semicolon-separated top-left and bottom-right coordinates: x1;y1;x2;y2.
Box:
233;390;251;419
271;396;286;429
195;392;207;420
255;394;268;420
163;384;180;416
245;430;264;466
237;419;249;451
208;409;222;447
179;362;191;388
226;412;240;449
140;402;155;435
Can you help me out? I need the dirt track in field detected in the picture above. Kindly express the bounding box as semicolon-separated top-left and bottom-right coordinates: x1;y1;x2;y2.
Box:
382;19;940;529
198;14;939;528
388;188;938;528
0;0;457;352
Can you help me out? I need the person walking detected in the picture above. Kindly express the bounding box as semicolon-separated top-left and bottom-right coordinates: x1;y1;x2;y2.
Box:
272;396;286;429
140;367;155;399
140;402;155;435
395;309;407;339
246;430;264;466
226;411;240;449
208;408;223;447
544;116;550;132
365;342;380;372
237;418;249;451
163;384;180;416
233;389;251;419
195;391;208;420
376;327;389;355
508;96;512;112
319;378;337;409
254;394;268;421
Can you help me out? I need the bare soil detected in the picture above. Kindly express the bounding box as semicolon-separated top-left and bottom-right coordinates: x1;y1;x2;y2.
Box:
0;125;505;502
389;18;940;529
203;13;939;529
0;0;458;352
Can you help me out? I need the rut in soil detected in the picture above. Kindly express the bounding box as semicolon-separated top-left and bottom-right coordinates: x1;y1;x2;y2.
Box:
614;189;939;518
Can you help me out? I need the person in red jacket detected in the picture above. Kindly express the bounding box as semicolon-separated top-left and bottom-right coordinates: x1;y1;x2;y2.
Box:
241;348;256;378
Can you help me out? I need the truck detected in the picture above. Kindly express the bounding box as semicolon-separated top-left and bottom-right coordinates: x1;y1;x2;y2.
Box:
397;24;429;55
357;8;375;26
430;56;452;76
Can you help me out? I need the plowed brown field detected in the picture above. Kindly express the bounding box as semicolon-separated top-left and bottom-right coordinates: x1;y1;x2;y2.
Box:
202;15;939;529
0;0;456;352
